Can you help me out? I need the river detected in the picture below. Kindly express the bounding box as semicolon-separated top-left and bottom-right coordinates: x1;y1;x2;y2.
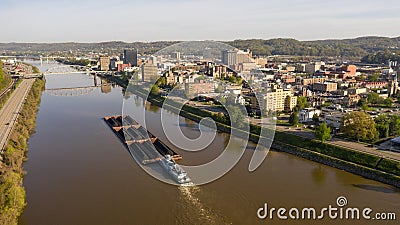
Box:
19;61;399;225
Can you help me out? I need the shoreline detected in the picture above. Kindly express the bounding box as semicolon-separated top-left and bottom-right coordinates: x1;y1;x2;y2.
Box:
103;75;400;188
0;64;45;224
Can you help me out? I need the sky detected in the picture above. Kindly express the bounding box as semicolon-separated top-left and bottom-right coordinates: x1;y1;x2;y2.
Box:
0;0;399;43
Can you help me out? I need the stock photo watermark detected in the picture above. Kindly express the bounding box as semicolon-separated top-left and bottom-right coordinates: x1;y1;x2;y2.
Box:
123;41;275;185
257;196;396;221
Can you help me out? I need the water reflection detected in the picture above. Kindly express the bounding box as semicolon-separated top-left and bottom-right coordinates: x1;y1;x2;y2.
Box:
311;165;327;186
353;184;399;194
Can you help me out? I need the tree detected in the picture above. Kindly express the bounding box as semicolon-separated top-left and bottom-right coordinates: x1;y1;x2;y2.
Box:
297;96;307;110
384;97;393;108
218;96;227;105
215;85;224;93
375;114;390;138
227;75;242;85
0;61;4;84
341;111;376;142
155;76;167;88
289;110;299;126
357;98;368;111
368;73;380;82
228;76;237;84
150;85;159;96
225;104;246;128
312;113;320;126
389;115;400;136
367;92;383;105
315;122;331;142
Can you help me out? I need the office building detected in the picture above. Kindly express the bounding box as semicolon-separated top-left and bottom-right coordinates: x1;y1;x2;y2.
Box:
222;50;238;68
141;63;158;82
124;49;138;66
222;49;253;70
171;52;181;61
253;85;297;112
99;56;110;71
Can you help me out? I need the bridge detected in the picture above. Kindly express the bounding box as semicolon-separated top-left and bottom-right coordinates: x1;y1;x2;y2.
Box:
0;55;65;60
11;64;89;79
44;80;113;97
44;86;98;96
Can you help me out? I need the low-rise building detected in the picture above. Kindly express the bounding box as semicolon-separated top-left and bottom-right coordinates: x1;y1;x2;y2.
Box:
298;108;321;123
348;88;367;95
364;81;388;89
323;112;344;130
301;76;327;85
185;81;214;97
235;95;246;105
117;63;131;72
313;82;337;92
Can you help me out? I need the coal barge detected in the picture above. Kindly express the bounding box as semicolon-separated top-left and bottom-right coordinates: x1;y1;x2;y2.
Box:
104;115;182;165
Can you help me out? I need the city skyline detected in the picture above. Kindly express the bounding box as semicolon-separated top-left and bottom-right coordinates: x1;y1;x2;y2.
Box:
0;0;399;43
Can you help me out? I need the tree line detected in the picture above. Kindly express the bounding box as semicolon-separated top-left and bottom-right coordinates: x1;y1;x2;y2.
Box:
0;77;45;224
1;36;399;58
361;50;400;64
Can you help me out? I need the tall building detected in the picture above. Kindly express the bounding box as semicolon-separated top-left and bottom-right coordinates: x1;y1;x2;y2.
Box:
236;49;252;65
124;49;138;66
222;50;237;68
253;85;297;113
171;52;181;61
99;56;110;71
148;55;157;65
222;49;252;70
141;63;158;82
388;74;399;97
305;62;325;73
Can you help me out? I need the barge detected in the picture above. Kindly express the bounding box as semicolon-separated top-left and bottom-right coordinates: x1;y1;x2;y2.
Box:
104;115;183;164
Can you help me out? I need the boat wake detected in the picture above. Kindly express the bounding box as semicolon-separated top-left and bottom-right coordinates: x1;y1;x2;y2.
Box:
176;185;231;225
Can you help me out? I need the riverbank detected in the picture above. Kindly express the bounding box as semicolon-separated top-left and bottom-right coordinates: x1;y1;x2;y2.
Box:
0;76;45;225
103;75;400;187
0;61;17;110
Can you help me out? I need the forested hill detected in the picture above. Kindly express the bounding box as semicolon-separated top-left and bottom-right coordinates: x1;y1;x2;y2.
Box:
228;36;400;57
0;36;399;59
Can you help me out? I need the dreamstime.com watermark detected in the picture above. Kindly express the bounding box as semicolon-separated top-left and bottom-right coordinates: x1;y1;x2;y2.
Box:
257;196;397;221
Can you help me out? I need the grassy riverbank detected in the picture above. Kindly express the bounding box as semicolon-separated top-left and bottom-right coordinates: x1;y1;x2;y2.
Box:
106;75;400;187
0;77;45;225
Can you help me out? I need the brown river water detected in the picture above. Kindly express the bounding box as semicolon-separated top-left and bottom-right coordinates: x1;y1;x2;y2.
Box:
18;62;399;225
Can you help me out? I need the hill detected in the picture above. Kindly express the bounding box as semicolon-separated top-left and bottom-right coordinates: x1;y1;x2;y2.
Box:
0;36;399;59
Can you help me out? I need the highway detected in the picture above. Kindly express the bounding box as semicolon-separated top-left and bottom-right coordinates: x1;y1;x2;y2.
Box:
0;79;35;152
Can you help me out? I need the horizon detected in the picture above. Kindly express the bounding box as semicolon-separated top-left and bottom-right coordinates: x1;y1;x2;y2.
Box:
1;35;399;44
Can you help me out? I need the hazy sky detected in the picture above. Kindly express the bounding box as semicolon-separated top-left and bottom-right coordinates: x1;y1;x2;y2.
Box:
0;0;399;42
